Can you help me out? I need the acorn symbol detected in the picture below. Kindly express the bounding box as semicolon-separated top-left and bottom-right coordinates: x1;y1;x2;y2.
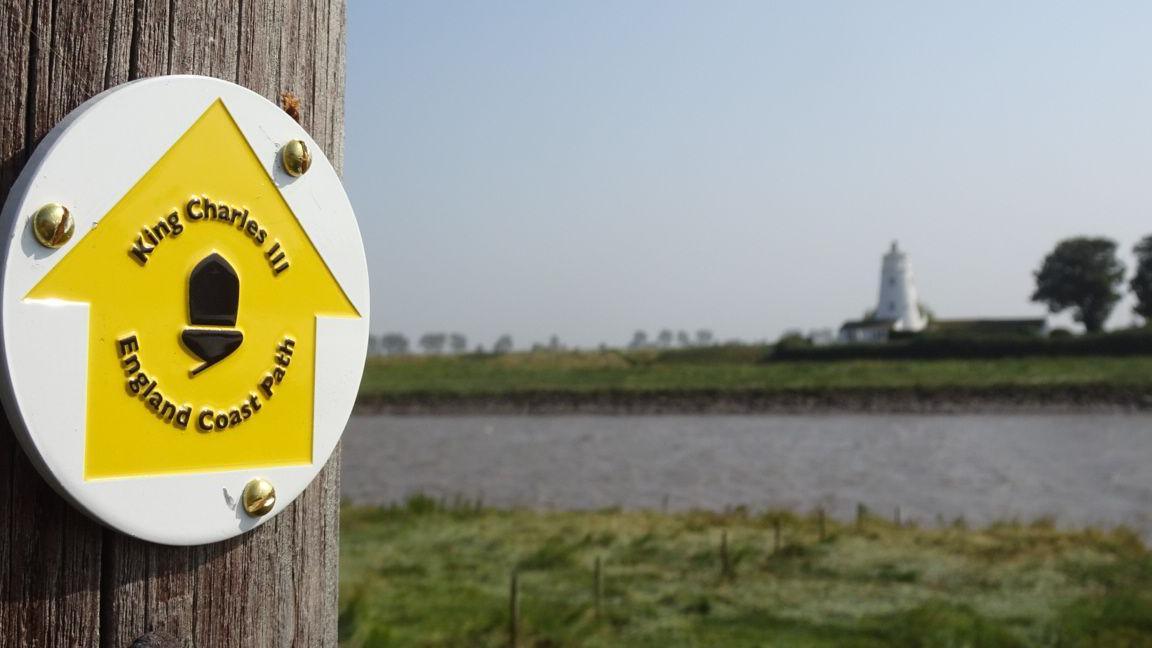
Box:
181;253;243;376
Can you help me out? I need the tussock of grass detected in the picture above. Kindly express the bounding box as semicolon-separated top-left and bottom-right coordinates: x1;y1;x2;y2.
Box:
340;499;1150;646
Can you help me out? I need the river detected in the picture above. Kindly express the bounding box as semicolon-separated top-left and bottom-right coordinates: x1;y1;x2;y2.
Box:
342;414;1151;536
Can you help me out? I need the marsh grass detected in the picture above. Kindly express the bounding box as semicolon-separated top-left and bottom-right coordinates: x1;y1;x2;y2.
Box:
339;498;1150;647
359;349;1152;398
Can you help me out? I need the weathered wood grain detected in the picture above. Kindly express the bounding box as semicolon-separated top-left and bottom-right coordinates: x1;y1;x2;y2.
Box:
0;1;347;646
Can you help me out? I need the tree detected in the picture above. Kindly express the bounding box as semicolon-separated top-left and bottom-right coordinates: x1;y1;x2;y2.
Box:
449;333;468;354
777;329;808;348
1131;236;1152;321
493;335;514;354
1031;237;1124;333
676;330;692;347
379;333;410;355
628;330;649;349
695;329;714;346
419;333;447;354
548;335;561;351
656;329;674;348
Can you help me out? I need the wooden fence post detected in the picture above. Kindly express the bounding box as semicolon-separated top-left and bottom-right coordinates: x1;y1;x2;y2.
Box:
509;571;521;648
719;530;733;580
593;556;603;619
0;1;347;645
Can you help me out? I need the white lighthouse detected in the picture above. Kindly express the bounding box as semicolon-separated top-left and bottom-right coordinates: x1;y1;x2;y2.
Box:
874;241;926;332
838;241;1046;344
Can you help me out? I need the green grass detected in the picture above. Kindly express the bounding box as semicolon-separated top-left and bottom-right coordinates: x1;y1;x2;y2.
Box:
340;500;1152;647
359;348;1152;398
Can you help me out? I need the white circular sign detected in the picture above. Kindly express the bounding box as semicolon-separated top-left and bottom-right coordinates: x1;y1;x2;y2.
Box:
0;76;369;545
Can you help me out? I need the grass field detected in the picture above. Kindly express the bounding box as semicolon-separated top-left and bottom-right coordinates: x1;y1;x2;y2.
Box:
358;348;1152;398
339;500;1152;647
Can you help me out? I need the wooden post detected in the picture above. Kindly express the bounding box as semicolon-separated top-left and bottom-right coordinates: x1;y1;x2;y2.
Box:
593;556;603;619
509;571;520;648
719;530;733;580
0;1;347;645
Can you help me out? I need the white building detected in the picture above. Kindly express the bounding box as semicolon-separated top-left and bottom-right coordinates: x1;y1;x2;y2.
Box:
874;241;926;332
838;241;926;343
834;241;1049;345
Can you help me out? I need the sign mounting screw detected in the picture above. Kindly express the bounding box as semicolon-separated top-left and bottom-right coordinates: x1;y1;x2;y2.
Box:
280;139;312;177
241;478;277;517
30;203;74;248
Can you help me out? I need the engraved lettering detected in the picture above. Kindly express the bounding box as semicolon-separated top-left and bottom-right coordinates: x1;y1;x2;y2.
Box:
115;336;293;434
130;237;154;265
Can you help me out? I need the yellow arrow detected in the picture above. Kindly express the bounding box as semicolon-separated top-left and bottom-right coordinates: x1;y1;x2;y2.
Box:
27;99;359;479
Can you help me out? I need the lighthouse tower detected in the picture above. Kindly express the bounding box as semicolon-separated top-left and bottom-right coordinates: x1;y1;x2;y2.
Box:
875;241;926;332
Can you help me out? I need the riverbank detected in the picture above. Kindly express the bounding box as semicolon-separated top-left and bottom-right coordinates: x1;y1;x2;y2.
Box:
357;351;1152;414
356;385;1152;414
340;501;1151;647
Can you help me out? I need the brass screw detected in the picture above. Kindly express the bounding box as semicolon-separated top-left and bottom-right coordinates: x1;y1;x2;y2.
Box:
30;203;74;248
241;478;277;517
280;139;312;177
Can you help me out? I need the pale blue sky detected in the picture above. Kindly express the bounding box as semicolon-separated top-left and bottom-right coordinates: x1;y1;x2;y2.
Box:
346;1;1152;349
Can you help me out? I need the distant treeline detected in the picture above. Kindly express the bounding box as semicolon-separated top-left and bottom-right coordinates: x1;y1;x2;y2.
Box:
369;333;516;356
369;329;723;356
772;328;1152;361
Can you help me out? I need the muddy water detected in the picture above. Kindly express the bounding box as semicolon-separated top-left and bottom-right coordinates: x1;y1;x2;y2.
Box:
342;414;1151;536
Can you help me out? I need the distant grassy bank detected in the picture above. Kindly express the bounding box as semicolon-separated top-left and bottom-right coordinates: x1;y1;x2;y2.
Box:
340;500;1151;647
357;348;1152;413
